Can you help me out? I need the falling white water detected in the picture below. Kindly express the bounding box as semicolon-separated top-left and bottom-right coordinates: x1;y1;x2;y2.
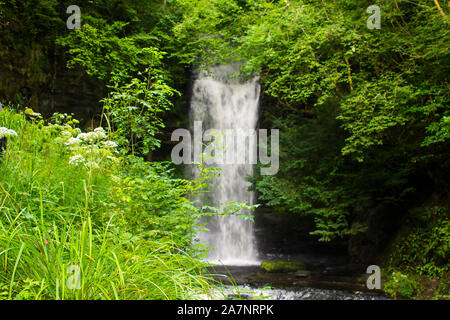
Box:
190;63;260;266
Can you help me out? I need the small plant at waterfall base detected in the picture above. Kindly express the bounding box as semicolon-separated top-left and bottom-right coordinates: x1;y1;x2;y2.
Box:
384;272;419;299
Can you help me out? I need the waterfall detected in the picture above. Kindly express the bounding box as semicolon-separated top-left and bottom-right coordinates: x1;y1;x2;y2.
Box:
190;63;260;266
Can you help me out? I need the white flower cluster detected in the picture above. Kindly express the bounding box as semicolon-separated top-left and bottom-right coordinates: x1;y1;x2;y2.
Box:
68;155;101;170
76;127;107;144
102;140;118;149
0;127;18;139
392;271;408;283
63;126;119;170
65;137;82;146
68;154;85;166
61;130;73;139
85;161;100;169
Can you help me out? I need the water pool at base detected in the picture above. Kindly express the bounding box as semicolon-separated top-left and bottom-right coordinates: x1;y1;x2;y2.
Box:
194;285;388;300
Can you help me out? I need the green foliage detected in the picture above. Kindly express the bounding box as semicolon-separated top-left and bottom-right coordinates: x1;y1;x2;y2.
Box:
1;0;448;300
101;73;178;156
1;0;64;41
0;107;219;299
57;17;165;82
388;204;449;278
383;271;419;299
56;7;182;157
382;202;449;299
435;277;450;300
173;0;449;241
111;157;199;250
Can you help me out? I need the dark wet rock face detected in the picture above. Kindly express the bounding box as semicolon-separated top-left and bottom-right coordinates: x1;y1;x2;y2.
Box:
348;202;405;264
0;38;104;127
254;201;405;268
253;207;350;269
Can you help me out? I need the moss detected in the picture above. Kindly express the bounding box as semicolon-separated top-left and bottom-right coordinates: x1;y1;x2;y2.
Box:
260;261;307;273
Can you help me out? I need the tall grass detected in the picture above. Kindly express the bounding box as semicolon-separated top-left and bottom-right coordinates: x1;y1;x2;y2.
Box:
0;108;216;300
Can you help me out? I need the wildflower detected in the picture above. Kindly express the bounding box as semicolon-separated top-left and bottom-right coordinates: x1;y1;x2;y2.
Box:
106;155;118;163
77;132;96;144
69;154;85;166
77;131;100;144
103;140;118;149
85;148;100;157
76;132;88;141
86;131;99;143
65;137;82;146
24;108;42;119
61;130;73;139
94;127;107;140
0;127;18;139
85;161;100;169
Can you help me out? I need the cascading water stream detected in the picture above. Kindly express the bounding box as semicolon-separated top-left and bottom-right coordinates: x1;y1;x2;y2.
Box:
190;63;260;266
186;64;387;301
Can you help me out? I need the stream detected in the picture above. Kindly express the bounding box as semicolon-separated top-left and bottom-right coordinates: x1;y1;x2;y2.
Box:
199;264;388;300
197;285;387;300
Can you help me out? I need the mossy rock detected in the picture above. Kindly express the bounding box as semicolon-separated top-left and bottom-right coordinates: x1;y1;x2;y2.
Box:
260;261;308;273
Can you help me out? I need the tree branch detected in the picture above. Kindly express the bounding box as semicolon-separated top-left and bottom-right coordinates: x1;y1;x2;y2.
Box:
344;56;353;91
433;0;446;16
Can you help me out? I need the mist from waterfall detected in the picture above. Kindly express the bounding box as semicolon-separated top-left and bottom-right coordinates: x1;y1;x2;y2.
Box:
190;63;260;266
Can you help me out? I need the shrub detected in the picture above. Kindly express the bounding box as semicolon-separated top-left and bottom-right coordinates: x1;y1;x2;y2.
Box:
383;271;419;299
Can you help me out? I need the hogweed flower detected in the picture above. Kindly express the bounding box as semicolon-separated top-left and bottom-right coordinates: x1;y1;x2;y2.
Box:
94;127;107;140
69;154;86;166
65;137;82;147
63;125;118;171
103;140;118;149
0;127;18;139
61;130;73;139
77;127;107;144
85;161;100;169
